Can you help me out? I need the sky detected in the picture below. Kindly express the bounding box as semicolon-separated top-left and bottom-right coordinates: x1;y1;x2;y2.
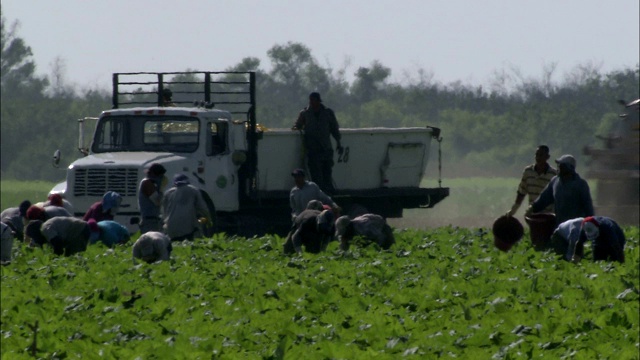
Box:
2;0;639;92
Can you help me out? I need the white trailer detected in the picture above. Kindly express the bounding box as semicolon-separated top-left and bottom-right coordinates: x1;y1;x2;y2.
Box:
51;71;449;236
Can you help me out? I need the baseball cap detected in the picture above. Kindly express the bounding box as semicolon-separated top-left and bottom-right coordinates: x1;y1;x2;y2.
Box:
309;92;322;102
173;173;190;186
291;168;305;177
555;154;576;169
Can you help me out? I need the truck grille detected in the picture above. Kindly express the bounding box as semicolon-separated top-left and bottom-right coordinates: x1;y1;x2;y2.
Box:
73;168;139;197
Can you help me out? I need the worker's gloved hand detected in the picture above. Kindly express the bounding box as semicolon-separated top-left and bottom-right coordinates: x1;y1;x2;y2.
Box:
336;144;344;155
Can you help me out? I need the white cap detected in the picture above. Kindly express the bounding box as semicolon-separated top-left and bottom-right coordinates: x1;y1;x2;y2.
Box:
555;154;576;169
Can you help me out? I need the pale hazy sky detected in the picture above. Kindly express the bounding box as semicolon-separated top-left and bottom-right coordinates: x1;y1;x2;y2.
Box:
3;0;639;91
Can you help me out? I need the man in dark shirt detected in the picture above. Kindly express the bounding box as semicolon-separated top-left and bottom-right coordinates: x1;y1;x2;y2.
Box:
283;207;335;255
292;92;343;194
527;154;594;225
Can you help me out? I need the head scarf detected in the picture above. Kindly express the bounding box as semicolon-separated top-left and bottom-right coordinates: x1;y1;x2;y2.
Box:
102;191;122;212
582;216;600;240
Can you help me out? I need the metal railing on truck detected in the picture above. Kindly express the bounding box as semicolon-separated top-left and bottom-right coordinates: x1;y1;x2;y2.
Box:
111;71;255;114
110;71;259;201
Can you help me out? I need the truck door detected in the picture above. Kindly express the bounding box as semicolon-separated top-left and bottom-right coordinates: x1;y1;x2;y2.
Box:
204;121;238;211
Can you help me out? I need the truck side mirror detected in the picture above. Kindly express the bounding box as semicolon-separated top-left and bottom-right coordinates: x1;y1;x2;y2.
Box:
53;150;61;168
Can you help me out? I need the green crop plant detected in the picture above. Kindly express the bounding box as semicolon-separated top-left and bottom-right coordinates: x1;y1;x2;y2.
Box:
2;226;638;359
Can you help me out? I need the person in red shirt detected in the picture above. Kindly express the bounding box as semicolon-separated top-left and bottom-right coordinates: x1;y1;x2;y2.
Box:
83;191;122;222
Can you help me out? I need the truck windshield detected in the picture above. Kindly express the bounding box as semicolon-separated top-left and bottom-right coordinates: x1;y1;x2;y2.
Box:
92;115;199;153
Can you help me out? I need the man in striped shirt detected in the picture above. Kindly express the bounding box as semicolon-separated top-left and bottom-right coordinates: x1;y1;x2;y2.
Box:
507;145;557;216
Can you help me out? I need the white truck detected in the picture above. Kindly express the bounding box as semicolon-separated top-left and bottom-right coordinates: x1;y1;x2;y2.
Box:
51;71;449;236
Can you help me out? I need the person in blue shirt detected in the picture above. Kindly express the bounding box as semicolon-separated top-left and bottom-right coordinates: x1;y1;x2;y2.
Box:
570;216;626;263
89;219;130;247
548;217;584;261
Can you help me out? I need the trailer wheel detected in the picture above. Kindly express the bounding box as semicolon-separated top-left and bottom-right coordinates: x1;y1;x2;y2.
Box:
200;191;217;238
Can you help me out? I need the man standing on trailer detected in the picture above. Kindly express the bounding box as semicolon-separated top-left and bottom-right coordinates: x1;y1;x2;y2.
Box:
292;92;343;194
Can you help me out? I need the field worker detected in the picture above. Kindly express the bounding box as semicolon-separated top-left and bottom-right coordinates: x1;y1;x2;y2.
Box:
44;194;74;215
335;214;395;251
83;191;122;222
162;173;211;241
25;204;71;222
526;155;594;225
138;163;167;233
1;222;15;263
289;168;340;220
89;219;130;247
132;231;172;263
306;200;324;211
548;217;584;261
506;145;557;216
283;208;335;255
570;216;626;263
1;200;31;240
25;217;99;256
292;92;343;194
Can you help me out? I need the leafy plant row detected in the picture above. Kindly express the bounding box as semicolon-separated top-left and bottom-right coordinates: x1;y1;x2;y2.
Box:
1;226;638;359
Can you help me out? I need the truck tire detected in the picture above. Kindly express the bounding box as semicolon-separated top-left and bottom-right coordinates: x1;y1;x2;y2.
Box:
200;191;217;238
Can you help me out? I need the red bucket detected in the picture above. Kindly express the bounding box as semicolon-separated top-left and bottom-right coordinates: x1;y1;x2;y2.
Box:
492;216;524;252
525;213;556;248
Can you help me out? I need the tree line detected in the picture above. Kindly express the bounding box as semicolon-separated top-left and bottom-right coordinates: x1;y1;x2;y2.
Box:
1;8;638;182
